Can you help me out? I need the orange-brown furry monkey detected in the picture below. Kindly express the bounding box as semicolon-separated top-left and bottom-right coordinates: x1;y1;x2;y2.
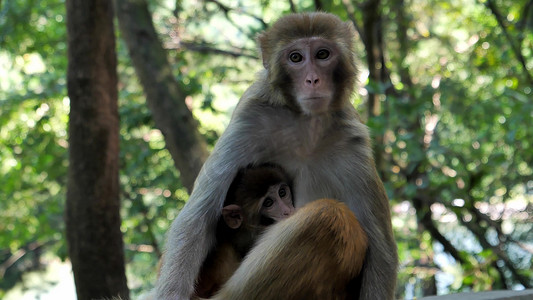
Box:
156;12;397;299
210;198;368;300
194;164;295;298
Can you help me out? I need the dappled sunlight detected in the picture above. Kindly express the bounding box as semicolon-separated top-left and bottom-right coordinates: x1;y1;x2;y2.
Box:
2;0;532;298
4;258;76;300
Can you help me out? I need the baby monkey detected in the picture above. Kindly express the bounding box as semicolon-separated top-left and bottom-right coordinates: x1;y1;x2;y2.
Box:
194;164;295;298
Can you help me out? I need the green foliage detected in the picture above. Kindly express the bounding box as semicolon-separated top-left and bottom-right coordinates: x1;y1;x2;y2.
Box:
0;0;69;296
1;0;532;298
383;0;533;296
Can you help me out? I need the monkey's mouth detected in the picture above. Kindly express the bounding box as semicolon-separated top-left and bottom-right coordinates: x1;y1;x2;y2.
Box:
300;96;331;104
299;96;331;113
301;91;332;101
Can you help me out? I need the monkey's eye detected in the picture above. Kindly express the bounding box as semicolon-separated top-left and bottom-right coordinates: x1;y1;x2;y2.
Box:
316;49;330;60
289;52;303;63
278;186;287;198
263;198;274;208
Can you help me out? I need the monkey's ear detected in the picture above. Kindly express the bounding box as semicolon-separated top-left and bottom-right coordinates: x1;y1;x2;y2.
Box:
257;33;270;69
222;204;243;229
261;52;269;69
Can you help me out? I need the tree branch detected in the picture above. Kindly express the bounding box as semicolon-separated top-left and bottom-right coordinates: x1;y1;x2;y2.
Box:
516;0;533;36
174;41;258;59
341;0;364;43
205;0;267;29
459;214;531;288
288;0;297;13
412;196;467;265
115;0;209;193
485;0;533;85
314;0;323;11
0;241;50;278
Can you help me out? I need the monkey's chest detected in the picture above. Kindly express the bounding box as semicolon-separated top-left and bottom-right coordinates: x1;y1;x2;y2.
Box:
277;142;350;206
286;121;340;159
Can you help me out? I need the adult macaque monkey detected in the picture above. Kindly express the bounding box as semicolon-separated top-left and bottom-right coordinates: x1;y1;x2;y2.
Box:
210;198;368;300
156;12;398;299
194;164;295;298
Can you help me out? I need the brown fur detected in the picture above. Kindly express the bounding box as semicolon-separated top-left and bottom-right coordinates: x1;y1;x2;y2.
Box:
211;199;368;300
227;164;293;227
194;244;241;298
258;12;358;111
194;164;294;298
156;13;397;300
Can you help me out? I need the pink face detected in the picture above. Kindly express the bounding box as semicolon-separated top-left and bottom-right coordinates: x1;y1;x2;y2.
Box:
222;182;295;230
259;183;294;222
283;37;339;115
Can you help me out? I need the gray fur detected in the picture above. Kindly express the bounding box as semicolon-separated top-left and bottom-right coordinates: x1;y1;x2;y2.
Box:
155;69;397;299
157;12;397;298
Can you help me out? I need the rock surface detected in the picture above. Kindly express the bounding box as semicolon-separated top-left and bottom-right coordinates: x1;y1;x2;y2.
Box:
419;289;533;300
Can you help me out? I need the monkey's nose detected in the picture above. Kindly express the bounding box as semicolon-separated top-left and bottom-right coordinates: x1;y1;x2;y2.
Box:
305;71;320;87
285;207;295;216
305;77;320;87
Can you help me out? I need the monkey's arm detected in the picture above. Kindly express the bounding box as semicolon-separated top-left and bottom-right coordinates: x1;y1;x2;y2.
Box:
330;121;398;300
355;176;398;300
155;112;268;300
335;130;398;300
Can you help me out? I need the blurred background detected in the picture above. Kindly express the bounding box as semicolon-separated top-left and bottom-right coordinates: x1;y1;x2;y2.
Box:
0;0;531;299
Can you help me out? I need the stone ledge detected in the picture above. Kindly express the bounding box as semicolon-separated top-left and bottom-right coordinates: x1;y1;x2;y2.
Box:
418;289;533;300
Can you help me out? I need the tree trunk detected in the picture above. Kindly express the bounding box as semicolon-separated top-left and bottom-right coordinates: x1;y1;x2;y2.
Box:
361;0;387;118
65;0;129;299
115;0;209;193
360;0;390;178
